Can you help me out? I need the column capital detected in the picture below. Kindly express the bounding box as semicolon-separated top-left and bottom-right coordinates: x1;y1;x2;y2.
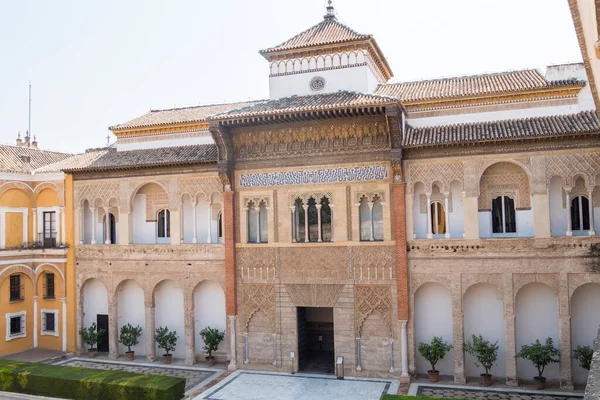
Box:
32;296;38;301
302;205;309;211
60;297;67;304
315;204;322;210
289;206;296;212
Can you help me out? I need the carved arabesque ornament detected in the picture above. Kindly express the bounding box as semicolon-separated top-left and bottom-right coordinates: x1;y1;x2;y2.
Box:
546;152;600;188
243;284;276;332
284;284;344;307
355;285;393;338
178;176;223;203
289;191;333;205
407;162;463;193
75;182;120;207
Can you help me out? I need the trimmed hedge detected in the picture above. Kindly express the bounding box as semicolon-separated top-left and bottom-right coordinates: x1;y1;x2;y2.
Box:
381;396;466;400
0;359;185;400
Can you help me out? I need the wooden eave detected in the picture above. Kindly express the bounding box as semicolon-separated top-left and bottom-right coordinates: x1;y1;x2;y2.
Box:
110;122;210;137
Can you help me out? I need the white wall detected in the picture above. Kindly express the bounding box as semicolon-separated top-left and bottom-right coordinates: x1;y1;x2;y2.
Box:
83;204;92;244
115;133;214;151
449;182;464;238
413;183;427;239
478;209;533;238
117;280;146;356
546;63;596;111
549;176;567;237
154;280;185;359
132;194;157;244
515;283;559;380
463;284;505;378
571;283;600;384
195;199;211;244
194;281;226;358
83;279;108;330
414;283;454;375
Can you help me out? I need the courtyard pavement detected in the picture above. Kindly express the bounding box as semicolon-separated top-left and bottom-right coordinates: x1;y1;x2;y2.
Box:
410;383;584;400
0;349;67;363
195;370;400;400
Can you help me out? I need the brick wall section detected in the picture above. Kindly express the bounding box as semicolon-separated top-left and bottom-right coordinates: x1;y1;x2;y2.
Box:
224;191;237;316
392;183;409;320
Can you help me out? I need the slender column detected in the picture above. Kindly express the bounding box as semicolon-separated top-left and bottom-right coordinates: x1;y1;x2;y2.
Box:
356;338;361;371
108;300;118;359
255;206;260;243
228;316;237;371
61;297;67;352
272;333;277;366
389;339;395;373
452;280;466;384
33;296;38;348
207;202;213;244
503;273;518;386
426;193;433;239
179;201;184;243
191;201;198;243
588;189;596;235
444;193;450;238
558;272;573;389
79;207;84;244
290;207;297;243
145;304;156;361
60;206;66;245
244;332;249;363
32;208;37;244
90;207;97;244
329;204;334;242
316;204;323;242
303;204;309;242
184;293;195;365
103;207;111;244
565;188;573;236
397;321;408;378
368;201;375;241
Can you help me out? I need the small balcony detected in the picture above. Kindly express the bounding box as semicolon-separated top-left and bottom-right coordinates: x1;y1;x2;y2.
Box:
38;232;59;249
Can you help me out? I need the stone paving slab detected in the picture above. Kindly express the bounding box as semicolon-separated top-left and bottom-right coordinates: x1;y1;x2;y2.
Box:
416;385;584;400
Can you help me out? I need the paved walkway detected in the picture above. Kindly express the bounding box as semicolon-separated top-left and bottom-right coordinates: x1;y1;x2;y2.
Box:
197;370;400;400
413;384;584;400
0;349;67;363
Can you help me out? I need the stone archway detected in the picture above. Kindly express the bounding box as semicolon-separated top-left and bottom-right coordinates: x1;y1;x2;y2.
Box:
153;280;185;359
194;280;226;360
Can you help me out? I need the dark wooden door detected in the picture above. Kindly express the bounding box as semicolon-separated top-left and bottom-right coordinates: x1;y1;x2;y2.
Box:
97;314;109;352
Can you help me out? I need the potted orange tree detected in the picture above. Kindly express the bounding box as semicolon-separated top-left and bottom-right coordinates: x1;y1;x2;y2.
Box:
464;334;499;386
518;337;559;390
200;326;225;367
155;326;178;364
417;336;452;382
119;323;143;361
79;323;106;358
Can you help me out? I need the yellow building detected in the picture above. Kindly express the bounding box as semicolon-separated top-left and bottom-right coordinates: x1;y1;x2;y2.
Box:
0;137;77;356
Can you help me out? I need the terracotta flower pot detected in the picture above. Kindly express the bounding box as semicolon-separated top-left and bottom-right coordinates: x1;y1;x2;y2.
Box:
428;370;440;382
88;349;97;358
534;376;546;390
163;354;172;364
205;356;214;367
125;351;135;361
480;374;493;386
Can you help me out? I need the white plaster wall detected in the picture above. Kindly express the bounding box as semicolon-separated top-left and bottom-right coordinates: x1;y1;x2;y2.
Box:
117;280;146;355
83;279;108;330
478;211;491;238
115;133;214;151
413;183;427;239
132;194;157;244
515;283;559;380
154;280;185;359
571;283;600;384
414;283;454;375
194;281;226;358
195;200;211;244
478;210;533;238
516;209;534;237
182;198;193;244
463;284;505;378
269;65;378;99
449;182;464;238
83;204;92;244
595;206;600;234
549;176;567;237
546;63;595;111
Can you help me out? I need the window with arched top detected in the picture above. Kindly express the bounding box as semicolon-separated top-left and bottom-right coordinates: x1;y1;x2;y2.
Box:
491;196;516;234
571;195;590;231
103;213;116;244
430;202;446;235
359;195;384;241
292;196;332;242
157;209;170;239
247;200;268;243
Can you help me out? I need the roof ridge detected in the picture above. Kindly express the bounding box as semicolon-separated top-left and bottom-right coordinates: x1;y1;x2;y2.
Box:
150;99;264;113
0;143;73;156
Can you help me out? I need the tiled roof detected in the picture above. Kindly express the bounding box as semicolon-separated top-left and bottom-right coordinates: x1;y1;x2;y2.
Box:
208;91;398;120
259;17;371;54
0;145;73;174
403;111;600;147
34;149;111;173
375;69;585;102
111;100;263;130
38;145;217;173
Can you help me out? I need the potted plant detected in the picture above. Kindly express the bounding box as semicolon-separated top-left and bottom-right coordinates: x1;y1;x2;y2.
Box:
119;323;143;361
79;323;106;358
155;326;178;364
517;337;559;390
200;326;225;366
417;336;453;382
573;345;593;372
464;334;499;386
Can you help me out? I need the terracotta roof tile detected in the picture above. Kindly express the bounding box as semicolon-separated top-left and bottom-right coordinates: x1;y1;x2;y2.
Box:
34;149;111;173
375;69;584;102
208;91;398;120
403;111;600;147
111;100;263;130
0;145;73;174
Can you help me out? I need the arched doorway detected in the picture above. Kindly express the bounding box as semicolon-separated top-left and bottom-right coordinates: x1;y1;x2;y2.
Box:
82;278;109;352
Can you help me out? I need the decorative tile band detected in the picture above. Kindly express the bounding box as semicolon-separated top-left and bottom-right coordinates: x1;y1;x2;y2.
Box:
239;166;388;187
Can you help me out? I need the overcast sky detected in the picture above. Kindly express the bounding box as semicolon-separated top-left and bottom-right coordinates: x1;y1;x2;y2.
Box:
0;0;582;154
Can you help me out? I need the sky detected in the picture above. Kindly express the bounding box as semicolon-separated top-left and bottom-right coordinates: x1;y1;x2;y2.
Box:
0;0;583;154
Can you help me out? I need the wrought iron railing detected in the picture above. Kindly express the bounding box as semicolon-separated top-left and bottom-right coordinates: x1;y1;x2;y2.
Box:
38;232;58;248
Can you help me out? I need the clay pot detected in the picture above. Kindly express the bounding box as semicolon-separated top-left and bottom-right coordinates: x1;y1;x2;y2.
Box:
534;376;546;390
88;349;97;358
428;370;440;382
205;356;214;367
125;351;135;361
480;374;493;387
163;354;172;364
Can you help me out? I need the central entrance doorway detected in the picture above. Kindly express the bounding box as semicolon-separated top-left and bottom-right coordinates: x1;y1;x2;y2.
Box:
297;307;334;374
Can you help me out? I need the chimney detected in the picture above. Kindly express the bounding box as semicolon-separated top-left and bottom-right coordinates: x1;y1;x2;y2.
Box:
24;130;30;146
16;132;22;146
31;135;38;149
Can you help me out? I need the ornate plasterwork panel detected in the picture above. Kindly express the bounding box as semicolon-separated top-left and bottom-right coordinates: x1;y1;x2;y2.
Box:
243;197;270;208
279;247;348;280
351;246;395;273
284;284;344;307
289;191;332;205
407;162;463;193
355;285;393;337
546;153;600;188
236;248;276;271
178;176;222;202
75;182;120;207
478;162;531;210
243;284;276;332
355;191;385;203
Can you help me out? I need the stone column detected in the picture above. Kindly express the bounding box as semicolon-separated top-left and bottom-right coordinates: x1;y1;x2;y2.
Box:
192;201;198;243
588;188;596;235
145;303;156;361
558;272;573;389
60;206;66;245
290;207;297;243
79;207;84;244
76;299;83;354
503;273;518;386
426;193;433;239
368;201;375;241
272;333;277;366
531;156;551;238
103;207;111;244
61;297;67;352
108;300;118;360
389;339;395;373
33;296;38;348
565;188;573;236
316;204;323;242
444;193;451;238
90;207;97;244
32;208;37;244
400;320;409;378
184;293;195;365
228;316;237;371
223;190;238;369
451;279;466;384
255;206;260;244
207;202;213;244
303;204;309;242
329;204;334;242
179;201;184;243
356;338;362;371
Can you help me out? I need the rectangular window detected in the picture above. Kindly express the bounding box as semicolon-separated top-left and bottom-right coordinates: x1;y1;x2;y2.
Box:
42;211;57;247
10;316;22;335
45;273;55;299
44;312;56;333
9;275;22;302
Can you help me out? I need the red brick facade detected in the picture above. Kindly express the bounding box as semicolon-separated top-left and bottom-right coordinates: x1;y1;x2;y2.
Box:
224;190;237;316
392;183;409;320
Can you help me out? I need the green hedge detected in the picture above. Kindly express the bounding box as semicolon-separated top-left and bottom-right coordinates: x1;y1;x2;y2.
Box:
381;396;466;400
0;359;185;400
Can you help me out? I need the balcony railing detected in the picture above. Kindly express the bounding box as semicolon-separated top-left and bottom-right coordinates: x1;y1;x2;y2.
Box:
38;232;58;248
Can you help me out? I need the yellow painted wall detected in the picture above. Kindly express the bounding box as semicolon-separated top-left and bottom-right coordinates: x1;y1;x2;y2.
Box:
35;189;59;207
0;189;32;245
0;188;31;207
0;273;34;355
37;272;63;350
5;213;23;248
65;174;77;353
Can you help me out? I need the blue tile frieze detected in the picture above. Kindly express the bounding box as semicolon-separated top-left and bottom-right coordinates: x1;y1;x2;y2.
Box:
239;165;388;187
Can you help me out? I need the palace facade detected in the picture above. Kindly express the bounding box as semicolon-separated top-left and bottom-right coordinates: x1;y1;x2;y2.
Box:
17;3;600;389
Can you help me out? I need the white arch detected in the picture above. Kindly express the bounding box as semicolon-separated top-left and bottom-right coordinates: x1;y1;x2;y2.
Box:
194;280;226;358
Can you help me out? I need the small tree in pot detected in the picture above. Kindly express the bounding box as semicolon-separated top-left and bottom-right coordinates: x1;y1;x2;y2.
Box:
119;323;143;361
517;337;559;390
200;326;225;366
417;336;453;382
464;334;499;386
573;345;593;372
155;326;178;364
79;323;106;358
